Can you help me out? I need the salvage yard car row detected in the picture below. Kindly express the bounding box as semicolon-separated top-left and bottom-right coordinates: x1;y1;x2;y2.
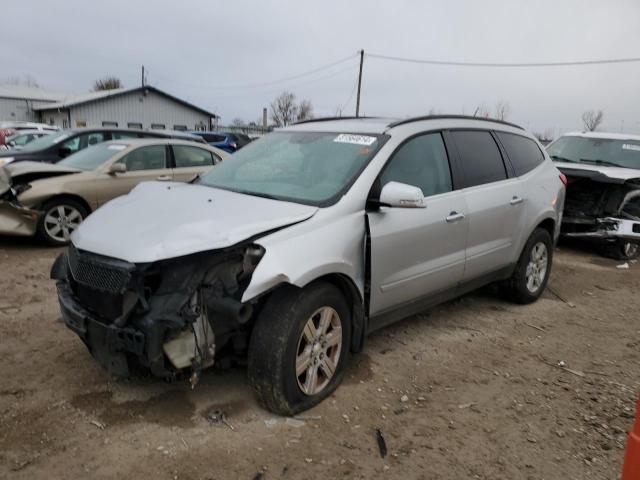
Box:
1;114;639;416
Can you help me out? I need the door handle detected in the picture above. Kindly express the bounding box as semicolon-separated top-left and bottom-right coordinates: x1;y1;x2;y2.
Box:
445;211;465;223
510;196;524;205
156;175;171;181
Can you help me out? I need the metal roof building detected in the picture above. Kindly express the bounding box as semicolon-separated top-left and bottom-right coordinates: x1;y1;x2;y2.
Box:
1;85;218;131
0;86;65;122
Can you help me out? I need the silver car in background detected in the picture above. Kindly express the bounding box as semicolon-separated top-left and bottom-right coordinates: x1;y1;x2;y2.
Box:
52;115;565;414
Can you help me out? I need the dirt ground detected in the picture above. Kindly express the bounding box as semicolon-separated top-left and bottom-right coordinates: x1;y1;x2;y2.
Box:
0;237;638;480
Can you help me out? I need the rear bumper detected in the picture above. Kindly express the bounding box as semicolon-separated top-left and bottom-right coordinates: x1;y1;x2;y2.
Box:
563;217;640;241
0;201;40;236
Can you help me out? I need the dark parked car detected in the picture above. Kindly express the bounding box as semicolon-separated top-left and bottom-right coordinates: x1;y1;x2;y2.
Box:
188;131;252;153
0;128;206;166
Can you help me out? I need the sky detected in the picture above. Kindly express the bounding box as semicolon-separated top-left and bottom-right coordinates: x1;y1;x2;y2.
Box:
2;0;640;136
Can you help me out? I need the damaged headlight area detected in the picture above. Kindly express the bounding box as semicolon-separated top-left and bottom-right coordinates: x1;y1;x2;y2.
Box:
51;243;265;383
561;176;640;241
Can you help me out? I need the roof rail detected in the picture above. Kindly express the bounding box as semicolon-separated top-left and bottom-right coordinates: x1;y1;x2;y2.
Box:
293;116;380;125
387;114;524;130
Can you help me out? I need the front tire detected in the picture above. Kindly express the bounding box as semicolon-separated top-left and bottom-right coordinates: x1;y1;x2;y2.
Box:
248;282;351;415
502;228;553;304
36;198;88;246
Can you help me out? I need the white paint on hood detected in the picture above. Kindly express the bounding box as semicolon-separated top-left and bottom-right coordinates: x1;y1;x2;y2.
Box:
554;161;640;181
72;181;318;263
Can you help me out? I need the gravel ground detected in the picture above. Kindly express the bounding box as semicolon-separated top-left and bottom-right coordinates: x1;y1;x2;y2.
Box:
0;237;638;480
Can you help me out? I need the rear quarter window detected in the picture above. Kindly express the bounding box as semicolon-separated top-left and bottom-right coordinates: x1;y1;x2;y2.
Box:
450;130;507;187
496;132;545;176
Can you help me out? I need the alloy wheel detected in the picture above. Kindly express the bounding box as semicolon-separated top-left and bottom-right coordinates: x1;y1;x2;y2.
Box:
295;306;342;396
525;242;548;293
44;205;83;243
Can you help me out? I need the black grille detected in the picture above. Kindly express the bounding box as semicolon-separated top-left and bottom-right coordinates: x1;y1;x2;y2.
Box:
67;245;133;294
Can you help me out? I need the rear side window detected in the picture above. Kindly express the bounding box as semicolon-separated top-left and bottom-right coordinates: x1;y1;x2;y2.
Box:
497;132;545;176
201;133;226;143
173;145;215;167
380;133;452;197
451;130;507;187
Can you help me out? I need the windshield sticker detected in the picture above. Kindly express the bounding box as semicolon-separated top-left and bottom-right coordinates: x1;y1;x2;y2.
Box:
622;143;640;152
108;144;127;151
334;134;377;146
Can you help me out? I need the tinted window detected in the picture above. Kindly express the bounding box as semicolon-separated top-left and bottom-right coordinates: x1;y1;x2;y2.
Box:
150;123;165;130
201;133;226;143
380;133;452;197
117;145;167;171
173;125;188;131
173;145;214;167
451;131;507;187
128;122;142;129
112;131;141;140
497;132;544;176
102;121;118;127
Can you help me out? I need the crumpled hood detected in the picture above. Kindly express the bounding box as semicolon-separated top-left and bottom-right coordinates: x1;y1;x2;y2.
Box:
555;161;640;182
1;161;81;197
72;181;318;263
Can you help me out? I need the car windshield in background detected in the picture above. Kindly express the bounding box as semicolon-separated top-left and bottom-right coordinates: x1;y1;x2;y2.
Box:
547;136;640;170
198;131;383;205
20;131;70;152
58;143;127;170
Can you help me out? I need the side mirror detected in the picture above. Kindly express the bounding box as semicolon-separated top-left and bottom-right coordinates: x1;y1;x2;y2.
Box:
108;163;127;174
58;147;72;158
377;181;426;208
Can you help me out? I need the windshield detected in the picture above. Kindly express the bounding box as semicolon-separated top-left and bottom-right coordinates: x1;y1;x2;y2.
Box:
21;131;71;152
198;131;384;205
7;133;37;146
58;143;128;170
547;136;640;169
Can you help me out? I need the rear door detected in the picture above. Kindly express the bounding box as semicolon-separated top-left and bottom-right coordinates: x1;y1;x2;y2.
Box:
171;144;220;182
449;130;527;281
93;144;171;206
368;132;468;319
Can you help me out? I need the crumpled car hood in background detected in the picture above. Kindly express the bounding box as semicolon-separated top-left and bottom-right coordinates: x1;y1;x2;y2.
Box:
72;181;318;263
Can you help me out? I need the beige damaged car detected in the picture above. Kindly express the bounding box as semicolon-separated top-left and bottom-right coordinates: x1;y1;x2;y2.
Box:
0;139;226;245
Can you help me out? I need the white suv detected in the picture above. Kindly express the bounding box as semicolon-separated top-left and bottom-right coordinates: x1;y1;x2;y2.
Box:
52;115;565;414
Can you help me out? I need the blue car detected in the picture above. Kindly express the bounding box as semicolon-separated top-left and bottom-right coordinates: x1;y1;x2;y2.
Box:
188;131;252;153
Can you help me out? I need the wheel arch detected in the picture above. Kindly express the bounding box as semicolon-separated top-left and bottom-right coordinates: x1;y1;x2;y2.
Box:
39;193;92;215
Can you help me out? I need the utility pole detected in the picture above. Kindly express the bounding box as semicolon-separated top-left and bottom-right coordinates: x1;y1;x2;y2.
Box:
141;65;145;87
355;49;364;117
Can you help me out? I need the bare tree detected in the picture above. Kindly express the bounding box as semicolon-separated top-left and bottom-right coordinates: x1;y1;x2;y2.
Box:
93;76;123;91
270;91;314;127
581;110;604;131
428;107;440;115
231;118;245;127
270;91;297;127
3;74;40;88
296;99;313;122
473;103;490;118
494;100;511;121
533;128;555;144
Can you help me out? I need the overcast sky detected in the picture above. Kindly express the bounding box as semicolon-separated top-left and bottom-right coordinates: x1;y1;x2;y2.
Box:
3;0;640;135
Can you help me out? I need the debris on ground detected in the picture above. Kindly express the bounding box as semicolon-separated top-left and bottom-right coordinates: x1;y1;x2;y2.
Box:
617;263;630;270
375;428;388;458
206;409;234;430
90;420;105;430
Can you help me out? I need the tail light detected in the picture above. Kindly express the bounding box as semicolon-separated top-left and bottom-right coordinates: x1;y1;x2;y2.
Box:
559;173;568;186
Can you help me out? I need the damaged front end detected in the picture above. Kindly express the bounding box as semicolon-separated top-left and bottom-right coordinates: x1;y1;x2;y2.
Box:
560;171;640;243
51;243;264;382
0;167;40;236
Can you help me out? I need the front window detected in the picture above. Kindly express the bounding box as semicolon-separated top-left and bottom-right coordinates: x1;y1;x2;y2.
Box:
547;135;640;170
58;143;128;170
198;131;384;205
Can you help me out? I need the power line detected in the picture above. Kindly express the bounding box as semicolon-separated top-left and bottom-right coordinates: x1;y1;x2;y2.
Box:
366;52;640;68
151;53;359;90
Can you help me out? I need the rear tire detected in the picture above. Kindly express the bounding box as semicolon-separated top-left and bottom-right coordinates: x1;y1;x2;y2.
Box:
36;198;88;246
248;282;351;415
502;228;553;304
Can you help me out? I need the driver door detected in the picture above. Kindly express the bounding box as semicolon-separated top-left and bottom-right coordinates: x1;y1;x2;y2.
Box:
93;144;171;206
367;132;468;324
